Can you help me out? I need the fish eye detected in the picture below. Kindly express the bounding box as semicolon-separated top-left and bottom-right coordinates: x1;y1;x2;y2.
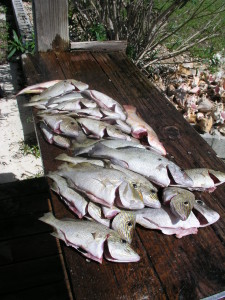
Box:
127;221;133;227
184;201;189;206
121;239;127;244
158;158;162;161
196;200;204;205
132;183;138;189
70;121;75;125
151;189;156;194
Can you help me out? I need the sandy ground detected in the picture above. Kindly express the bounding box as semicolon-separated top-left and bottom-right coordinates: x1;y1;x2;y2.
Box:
0;61;43;184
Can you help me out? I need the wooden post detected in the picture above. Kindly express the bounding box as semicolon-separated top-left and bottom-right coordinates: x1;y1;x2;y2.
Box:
32;0;69;52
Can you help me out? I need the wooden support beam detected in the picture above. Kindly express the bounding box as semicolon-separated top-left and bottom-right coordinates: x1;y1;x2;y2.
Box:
32;0;69;52
70;40;128;52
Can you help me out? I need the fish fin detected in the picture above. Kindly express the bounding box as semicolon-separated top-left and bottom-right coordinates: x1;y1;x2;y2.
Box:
111;158;129;168
91;232;105;240
55;153;70;161
39;212;55;225
51;230;65;241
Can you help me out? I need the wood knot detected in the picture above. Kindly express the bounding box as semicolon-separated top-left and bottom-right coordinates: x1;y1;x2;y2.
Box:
163;126;180;140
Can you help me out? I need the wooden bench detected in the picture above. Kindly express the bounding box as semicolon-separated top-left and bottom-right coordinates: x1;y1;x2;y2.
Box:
18;1;225;299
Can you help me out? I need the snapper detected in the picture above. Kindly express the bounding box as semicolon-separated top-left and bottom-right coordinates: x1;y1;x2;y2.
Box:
39;212;140;263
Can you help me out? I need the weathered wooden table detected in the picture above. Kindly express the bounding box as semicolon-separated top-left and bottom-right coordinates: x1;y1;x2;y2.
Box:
21;51;225;300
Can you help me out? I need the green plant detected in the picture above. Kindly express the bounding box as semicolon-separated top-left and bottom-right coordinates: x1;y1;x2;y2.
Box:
89;23;107;41
8;30;35;58
19;140;40;159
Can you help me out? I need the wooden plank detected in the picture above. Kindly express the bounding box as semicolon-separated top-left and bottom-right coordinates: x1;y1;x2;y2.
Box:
0;255;66;294
0;214;51;241
21;52;225;299
0;193;50;219
1;280;70;300
32;0;69;51
0;233;59;266
70;41;127;52
0;177;49;200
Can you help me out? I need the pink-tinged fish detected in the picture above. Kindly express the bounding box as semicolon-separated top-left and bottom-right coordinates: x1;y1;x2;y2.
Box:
87;143;193;188
81;90;127;121
39;212;140;263
40;122;71;148
16;80;61;95
48;173;88;218
134;201;219;238
173;168;225;192
123;105;166;155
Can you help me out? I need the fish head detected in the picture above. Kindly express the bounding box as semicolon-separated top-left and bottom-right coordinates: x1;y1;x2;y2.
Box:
170;192;195;221
193;199;220;227
168;163;194;187
104;235;140;263
116;181;144;210
59;118;80;137
141;185;161;208
111;211;136;244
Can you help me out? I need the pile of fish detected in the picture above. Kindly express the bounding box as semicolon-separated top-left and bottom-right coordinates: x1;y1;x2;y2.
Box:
18;79;223;263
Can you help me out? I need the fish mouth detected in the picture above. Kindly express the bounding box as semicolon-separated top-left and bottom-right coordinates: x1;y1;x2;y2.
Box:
104;240;140;263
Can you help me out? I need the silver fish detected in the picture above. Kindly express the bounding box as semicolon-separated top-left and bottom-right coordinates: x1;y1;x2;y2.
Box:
175;168;225;192
39;212;140;263
69;108;123;121
86;202;110;227
134;202;220;238
109;164;160;208
40;114;81;137
81;89;127;121
55;153;105;167
30;80;89;102
72;137;145;156
48;173;88;218
40;122;71;148
77;118;131;140
134;207;200;238
193;199;220;227
162;187;195;221
87;143;193;188
17;80;61;95
57;162;144;209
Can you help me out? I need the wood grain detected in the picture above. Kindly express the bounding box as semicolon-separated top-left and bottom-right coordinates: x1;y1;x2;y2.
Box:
21;51;225;299
32;0;69;51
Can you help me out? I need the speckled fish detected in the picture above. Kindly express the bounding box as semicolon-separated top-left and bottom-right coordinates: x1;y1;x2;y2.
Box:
162;187;195;220
73;138;145;156
57;162;144;209
40;122;71;148
30;79;89;102
48;173;88;218
17;80;61;95
81;90;127;120
134;202;219;238
109;164;160;208
40;114;81;138
111;211;136;244
39;212;140;263
175;168;225;192
56;152;160;208
123;105;166;155
77;118;131;140
193;199;220;227
87;143;193;187
86;204;135;243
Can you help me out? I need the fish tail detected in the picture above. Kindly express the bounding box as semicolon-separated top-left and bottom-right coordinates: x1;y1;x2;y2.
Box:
39;212;56;226
123;105;137;113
